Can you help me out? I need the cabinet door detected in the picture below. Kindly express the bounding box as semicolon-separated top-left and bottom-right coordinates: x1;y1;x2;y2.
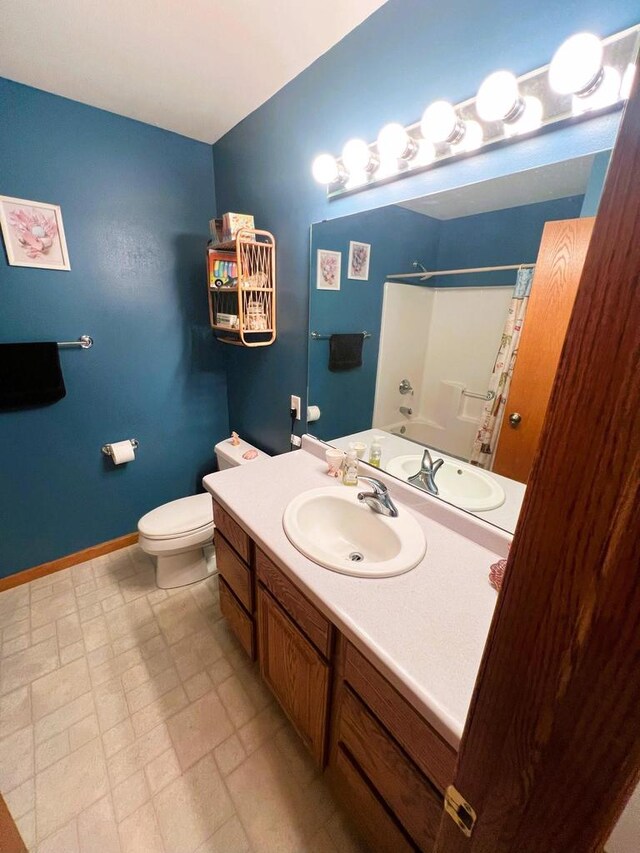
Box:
257;586;330;765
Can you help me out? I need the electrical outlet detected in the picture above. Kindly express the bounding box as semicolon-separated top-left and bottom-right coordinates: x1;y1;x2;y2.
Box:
290;434;302;447
290;394;301;420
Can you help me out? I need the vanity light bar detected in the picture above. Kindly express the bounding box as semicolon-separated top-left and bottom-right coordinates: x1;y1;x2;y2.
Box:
311;25;639;198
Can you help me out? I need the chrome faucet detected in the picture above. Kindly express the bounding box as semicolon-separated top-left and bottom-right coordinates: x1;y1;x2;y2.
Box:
357;477;398;518
408;448;444;496
399;406;413;416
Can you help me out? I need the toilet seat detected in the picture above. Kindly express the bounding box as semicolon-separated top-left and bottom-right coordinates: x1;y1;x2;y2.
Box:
138;493;213;540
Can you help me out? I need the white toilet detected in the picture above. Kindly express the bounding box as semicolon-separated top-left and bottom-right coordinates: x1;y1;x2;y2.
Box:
138;436;269;589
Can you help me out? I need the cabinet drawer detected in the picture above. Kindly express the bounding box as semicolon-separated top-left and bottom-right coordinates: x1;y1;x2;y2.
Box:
213;501;251;563
344;642;456;793
215;532;253;612
256;548;332;658
337;686;441;851
257;586;330;765
331;745;415;853
219;577;255;660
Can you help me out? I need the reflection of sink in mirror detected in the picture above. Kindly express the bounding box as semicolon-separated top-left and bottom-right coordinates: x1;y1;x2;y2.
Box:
283;486;426;578
330;428;526;533
308;154;603;533
387;454;505;512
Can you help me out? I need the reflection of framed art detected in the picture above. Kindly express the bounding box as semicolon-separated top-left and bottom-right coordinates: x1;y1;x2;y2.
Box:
316;249;341;291
0;196;71;270
348;241;371;280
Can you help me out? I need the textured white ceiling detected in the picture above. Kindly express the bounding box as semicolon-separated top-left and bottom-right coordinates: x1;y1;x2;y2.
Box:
0;0;387;143
398;156;596;220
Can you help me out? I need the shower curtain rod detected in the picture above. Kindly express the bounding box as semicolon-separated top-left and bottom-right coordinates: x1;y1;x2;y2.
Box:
387;262;536;280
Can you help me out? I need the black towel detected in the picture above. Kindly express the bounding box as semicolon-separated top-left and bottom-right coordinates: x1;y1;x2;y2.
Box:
0;343;66;410
328;333;364;372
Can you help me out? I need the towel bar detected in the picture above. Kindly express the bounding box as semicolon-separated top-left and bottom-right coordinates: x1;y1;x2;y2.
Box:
310;331;371;340
57;336;93;349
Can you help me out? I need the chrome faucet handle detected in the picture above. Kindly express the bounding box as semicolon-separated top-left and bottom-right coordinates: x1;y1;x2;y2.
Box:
357;476;387;496
421;448;434;469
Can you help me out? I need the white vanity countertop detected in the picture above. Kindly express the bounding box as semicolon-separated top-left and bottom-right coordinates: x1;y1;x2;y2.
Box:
203;438;510;750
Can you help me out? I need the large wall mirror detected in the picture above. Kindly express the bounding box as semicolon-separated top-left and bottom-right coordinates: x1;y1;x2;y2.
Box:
306;150;612;533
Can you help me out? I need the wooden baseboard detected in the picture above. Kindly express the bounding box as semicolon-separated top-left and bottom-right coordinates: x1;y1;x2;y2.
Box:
0;794;27;852
0;532;138;592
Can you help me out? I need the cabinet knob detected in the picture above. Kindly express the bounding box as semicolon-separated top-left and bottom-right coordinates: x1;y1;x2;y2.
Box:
509;412;522;427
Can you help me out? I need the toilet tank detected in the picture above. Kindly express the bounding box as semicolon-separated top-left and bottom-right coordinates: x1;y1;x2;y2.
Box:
215;437;270;470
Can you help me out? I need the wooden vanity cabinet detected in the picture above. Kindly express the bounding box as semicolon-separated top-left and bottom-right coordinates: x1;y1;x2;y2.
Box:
213;502;257;660
256;548;333;765
328;637;457;852
212;501;457;850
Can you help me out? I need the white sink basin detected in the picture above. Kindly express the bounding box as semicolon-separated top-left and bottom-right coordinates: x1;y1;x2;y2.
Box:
283;486;426;578
386;454;505;512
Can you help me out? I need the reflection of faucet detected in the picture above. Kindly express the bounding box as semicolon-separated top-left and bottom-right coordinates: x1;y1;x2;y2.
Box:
408;449;444;495
357;477;399;518
399;406;413;416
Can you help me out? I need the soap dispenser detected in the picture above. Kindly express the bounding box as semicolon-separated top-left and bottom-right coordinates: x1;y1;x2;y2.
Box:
342;447;359;486
368;436;384;468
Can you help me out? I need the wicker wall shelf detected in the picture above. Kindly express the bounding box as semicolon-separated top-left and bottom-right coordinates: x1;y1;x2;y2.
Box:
206;228;276;347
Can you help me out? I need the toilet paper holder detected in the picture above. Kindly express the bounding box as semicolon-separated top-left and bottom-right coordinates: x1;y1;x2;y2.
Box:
102;438;139;457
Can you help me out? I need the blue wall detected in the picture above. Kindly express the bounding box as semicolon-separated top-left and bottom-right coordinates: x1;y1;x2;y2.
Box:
308;205;439;440
308;194;583;439
581;150;613;216
213;0;637;453
0;79;228;575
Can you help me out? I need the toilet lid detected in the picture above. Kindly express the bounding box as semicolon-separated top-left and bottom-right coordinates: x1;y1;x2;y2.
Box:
138;493;213;539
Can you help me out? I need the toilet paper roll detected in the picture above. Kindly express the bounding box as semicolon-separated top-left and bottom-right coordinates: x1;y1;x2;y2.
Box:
109;440;136;464
307;405;321;423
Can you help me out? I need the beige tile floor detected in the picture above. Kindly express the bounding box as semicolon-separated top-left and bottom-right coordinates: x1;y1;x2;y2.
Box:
0;545;366;852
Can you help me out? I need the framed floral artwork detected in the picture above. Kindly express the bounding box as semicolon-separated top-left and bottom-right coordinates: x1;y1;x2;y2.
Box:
0;196;71;270
348;241;371;281
316;249;341;291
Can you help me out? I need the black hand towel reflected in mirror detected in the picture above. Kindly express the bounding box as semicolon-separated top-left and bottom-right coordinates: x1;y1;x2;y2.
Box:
328;333;364;372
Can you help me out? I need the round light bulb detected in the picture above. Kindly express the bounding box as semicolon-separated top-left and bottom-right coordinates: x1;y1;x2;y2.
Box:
549;33;603;96
504;96;543;136
377;123;415;160
572;66;621;115
420;101;463;144
311;153;339;185
620;63;636;101
342;138;374;174
476;71;523;122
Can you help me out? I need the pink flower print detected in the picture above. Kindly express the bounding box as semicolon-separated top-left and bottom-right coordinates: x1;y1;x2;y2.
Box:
350;244;368;276
321;254;338;287
8;208;59;259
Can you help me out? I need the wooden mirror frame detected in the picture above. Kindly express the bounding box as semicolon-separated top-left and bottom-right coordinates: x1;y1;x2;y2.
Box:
434;68;640;852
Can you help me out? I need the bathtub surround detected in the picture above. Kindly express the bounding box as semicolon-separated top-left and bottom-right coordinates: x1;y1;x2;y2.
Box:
0;79;228;577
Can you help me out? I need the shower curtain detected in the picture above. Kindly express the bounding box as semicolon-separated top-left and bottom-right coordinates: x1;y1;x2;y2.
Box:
470;266;534;469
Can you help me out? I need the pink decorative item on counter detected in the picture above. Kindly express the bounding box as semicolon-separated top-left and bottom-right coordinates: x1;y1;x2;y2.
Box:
242;449;258;460
230;431;240;446
489;557;508;591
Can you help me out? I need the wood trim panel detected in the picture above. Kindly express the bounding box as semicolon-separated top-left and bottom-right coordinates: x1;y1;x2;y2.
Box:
257;585;330;765
219;577;256;660
213;501;251;563
493;216;594;482
330;745;415;853
0;532;138;592
337;685;442;850
214;531;253;612
344;641;456;794
434;77;640;851
0;794;27;852
256;548;333;658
